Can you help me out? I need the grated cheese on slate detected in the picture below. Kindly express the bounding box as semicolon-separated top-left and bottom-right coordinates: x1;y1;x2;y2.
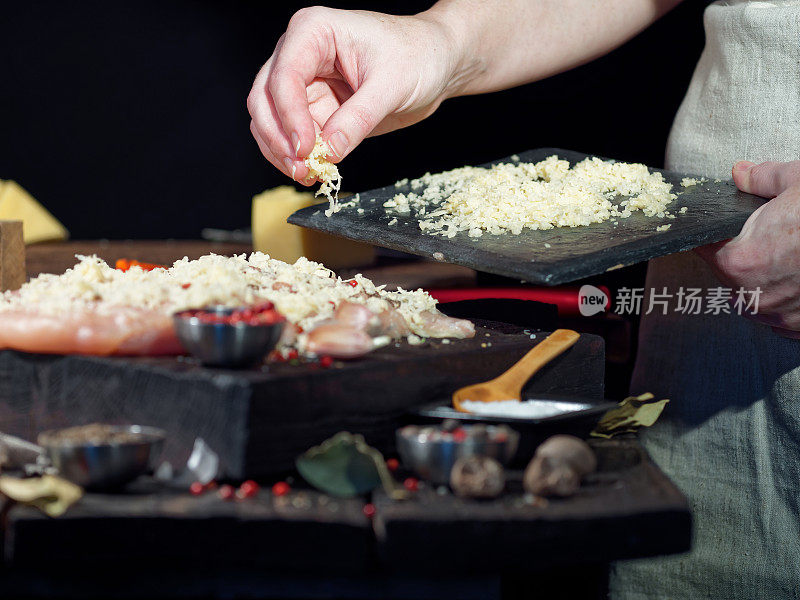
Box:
386;155;677;238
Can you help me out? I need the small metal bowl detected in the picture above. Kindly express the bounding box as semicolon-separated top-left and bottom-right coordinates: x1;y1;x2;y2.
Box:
173;305;285;367
38;424;166;490
396;423;519;485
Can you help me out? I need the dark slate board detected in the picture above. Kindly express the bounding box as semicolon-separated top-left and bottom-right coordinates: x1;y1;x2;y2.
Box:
289;147;765;285
0;323;604;479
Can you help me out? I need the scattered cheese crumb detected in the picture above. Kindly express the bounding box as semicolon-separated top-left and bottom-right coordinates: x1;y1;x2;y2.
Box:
679;206;688;214
386;155;677;238
407;334;424;345
681;177;705;187
544;243;551;248
656;224;671;232
395;178;409;188
388;217;398;226
304;134;342;217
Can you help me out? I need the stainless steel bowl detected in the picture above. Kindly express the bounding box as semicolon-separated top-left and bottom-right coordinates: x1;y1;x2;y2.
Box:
396;424;519;485
173;306;285;367
39;425;165;490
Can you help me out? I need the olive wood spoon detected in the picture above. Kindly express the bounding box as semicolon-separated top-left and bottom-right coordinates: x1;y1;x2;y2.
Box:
452;329;580;412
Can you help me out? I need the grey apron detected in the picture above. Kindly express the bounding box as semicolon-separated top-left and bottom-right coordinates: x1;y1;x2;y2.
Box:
610;1;800;598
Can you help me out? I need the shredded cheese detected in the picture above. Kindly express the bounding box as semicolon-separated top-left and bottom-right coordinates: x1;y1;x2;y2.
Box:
0;253;448;345
385;155;677;238
305;134;342;217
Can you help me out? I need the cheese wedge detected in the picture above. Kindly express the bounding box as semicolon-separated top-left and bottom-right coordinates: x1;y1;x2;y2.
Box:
252;186;373;269
0;180;68;244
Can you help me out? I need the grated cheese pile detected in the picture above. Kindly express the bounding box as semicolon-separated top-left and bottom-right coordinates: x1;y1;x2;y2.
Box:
385;155;677;238
0;253;441;346
304;134;342;217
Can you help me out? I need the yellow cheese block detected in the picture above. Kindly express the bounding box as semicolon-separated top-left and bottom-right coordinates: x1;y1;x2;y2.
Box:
252;186;374;269
0;180;68;244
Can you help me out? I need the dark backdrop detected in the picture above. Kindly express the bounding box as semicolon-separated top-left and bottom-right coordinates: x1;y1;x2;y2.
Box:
1;1;709;240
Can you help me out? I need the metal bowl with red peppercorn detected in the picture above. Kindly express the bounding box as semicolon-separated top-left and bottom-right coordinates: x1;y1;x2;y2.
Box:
396;421;519;485
173;304;285;367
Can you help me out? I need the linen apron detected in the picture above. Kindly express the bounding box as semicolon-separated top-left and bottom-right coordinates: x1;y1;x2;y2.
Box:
610;1;800;598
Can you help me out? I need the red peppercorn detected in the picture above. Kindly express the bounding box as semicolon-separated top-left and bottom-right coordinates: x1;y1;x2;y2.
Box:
403;477;419;492
363;503;377;518
272;481;290;497
386;458;399;472
319;355;333;368
189;481;204;496
347;280;358;287
239;480;260;498
219;484;235;500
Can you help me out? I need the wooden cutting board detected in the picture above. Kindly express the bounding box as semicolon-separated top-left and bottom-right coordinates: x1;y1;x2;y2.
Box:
0;322;604;479
289;148;765;285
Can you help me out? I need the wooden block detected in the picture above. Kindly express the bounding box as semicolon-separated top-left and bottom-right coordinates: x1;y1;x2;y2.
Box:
0;221;25;292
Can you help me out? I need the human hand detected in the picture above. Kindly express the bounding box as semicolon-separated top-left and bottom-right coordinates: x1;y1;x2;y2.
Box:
695;160;800;337
247;6;465;184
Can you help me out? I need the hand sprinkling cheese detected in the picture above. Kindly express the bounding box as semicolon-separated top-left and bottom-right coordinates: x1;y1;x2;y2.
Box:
304;134;342;217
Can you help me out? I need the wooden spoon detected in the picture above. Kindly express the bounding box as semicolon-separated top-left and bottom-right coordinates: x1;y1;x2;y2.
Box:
452;329;580;412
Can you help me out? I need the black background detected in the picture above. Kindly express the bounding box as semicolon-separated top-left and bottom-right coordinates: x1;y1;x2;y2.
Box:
1;1;709;240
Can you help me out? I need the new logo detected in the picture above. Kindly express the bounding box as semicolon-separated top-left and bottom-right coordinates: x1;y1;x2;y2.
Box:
578;285;609;317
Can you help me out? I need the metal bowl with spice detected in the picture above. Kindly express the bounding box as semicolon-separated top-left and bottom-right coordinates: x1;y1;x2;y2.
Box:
173;303;285;367
396;422;519;485
38;423;166;490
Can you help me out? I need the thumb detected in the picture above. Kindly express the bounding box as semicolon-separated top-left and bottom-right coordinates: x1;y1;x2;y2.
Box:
321;79;398;161
732;160;800;199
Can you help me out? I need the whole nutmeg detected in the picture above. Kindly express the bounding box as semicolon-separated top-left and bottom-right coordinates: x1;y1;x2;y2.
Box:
450;455;505;499
523;435;597;497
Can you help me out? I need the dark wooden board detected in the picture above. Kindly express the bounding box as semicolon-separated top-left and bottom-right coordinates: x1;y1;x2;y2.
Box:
4;480;373;574
373;437;691;573
0;323;604;479
289;148;765;285
2;438;690;592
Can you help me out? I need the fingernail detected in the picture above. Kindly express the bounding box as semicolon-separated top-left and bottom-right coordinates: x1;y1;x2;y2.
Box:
328;132;348;158
735;161;755;173
292;132;300;157
283;157;295;179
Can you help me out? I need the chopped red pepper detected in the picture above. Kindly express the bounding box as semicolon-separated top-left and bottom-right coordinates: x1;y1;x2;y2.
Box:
218;484;235;500
177;304;285;327
386;458;399;472
181;283;191;289
115;258;167;272
319;355;333;368
347;280;358;287
362;503;377;518
189;481;204;496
